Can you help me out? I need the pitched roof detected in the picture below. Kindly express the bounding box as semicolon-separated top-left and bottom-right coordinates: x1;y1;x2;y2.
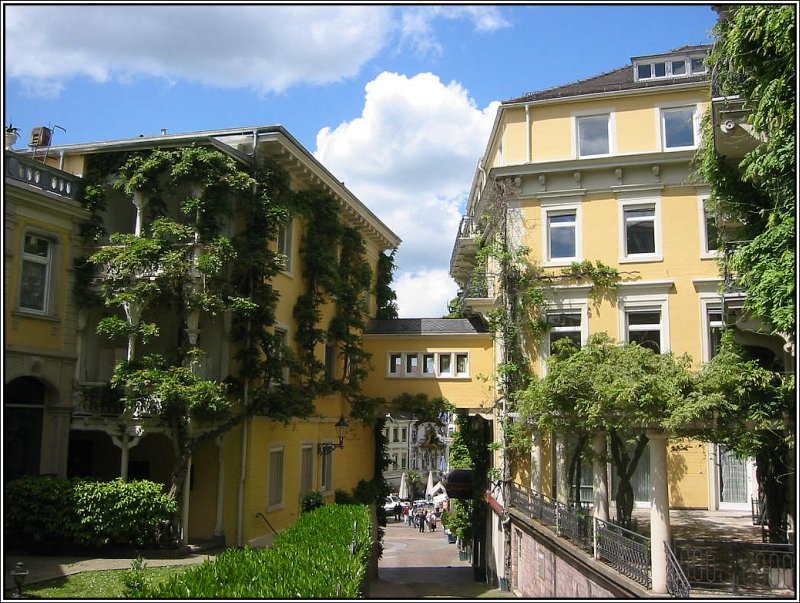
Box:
364;317;490;335
504;45;711;105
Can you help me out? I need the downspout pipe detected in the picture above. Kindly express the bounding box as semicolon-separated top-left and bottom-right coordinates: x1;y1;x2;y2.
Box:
237;380;249;548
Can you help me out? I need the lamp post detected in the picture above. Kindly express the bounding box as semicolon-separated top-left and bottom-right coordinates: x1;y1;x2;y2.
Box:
318;416;348;455
11;561;28;598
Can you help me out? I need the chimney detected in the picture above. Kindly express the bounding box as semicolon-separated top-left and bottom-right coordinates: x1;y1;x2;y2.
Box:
160;128;168;135
29;126;52;147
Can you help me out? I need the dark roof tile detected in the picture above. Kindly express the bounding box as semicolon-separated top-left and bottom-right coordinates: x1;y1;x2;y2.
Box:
364;317;490;335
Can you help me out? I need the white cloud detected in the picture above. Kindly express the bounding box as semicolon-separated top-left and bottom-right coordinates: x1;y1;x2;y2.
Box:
5;5;391;97
399;6;511;54
395;270;459;318
314;72;498;317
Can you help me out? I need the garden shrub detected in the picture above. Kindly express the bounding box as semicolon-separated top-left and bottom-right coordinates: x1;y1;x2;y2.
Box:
141;504;372;598
4;476;177;551
300;490;324;513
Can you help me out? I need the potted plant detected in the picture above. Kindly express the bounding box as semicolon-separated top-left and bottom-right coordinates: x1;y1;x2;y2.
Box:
5;124;19;150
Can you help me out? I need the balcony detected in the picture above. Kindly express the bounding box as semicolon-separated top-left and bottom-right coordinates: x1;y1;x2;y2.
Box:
458;269;498;316
711;96;762;161
449;215;481;284
5;152;81;201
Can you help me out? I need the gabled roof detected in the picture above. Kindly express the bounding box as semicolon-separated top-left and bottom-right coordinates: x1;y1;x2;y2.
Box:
504;45;711;105
364;317;490;335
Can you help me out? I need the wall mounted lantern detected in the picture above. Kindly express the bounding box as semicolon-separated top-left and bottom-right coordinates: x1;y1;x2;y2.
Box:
318;416;348;455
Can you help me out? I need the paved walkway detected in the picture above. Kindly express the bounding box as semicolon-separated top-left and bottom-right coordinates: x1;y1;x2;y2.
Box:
368;520;515;599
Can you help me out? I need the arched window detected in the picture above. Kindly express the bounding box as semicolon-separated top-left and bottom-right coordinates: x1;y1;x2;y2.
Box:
4;377;46;480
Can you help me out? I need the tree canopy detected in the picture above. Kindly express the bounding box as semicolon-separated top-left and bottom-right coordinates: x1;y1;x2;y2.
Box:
699;5;795;340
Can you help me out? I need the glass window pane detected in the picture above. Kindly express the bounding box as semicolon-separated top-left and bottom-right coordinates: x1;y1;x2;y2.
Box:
655;62;666;77
705;212;719;251
691;57;706;73
24;236;50;257
627;311;661;326
671;60;686;75
389;354;401;374
548;213;575;225
628;330;661;353
549;225;576;258
422;354;435;374
625;216;655;255
664;108;695;148
625;208;654;220
637;64;652;79
456;353;468;374
20;260;47;311
406;354;418;374
578;115;609;156
547;314;581;328
438;354;451;375
549;331;581;355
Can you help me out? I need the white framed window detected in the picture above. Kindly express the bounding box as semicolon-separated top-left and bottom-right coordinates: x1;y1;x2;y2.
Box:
422;353;435;375
619;194;662;263
576;113;611;158
400;427;407;442
19;233;54;313
540;299;588;374
546;312;583;355
634;53;707;81
455;353;469;377
698;195;720;257
438;353;452;377
617;284;671;354
321;448;333;492
542;199;582;265
400;452;407;470
405;353;419;375
300;444;314;496
388;353;402;375
277;221;293;273
700;298;725;362
268;446;285;509
661;105;699;150
393;427;399;442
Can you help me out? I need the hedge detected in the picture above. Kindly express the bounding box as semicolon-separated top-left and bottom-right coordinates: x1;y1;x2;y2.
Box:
141;504;373;598
4;476;177;551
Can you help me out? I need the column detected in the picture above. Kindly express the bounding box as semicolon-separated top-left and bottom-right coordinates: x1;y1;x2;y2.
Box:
132;192;148;237
592;431;609;522
531;431;542;492
648;429;670;595
214;436;225;537
555;434;569;503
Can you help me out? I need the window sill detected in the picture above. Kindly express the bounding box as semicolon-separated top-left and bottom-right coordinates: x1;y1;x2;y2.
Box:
266;503;285;513
700;251;722;260
12;309;60;322
618;255;663;264
542;258;581;268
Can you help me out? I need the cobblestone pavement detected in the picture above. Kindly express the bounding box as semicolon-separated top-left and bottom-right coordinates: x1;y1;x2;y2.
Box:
368;520;515;599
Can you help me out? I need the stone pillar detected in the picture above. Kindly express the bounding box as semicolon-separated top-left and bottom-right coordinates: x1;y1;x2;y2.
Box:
182;455;192;546
531;431;542;492
132;192;148;237
648;429;671;595
592;431;609;522
555;434;569;503
214;437;225;538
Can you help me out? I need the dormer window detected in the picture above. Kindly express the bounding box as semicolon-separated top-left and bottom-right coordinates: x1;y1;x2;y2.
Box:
634;53;707;82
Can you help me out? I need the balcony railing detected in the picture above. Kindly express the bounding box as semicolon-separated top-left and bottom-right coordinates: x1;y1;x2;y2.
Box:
5;153;81;200
665;542;691;598
595;517;652;588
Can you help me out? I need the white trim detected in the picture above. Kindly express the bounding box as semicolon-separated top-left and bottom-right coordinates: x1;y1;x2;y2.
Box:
277;219;295;276
267;445;286;511
573;108;616;159
617;192;663;263
386;351;471;380
697;193;721;259
658;102;702;152
540;198;583;266
617;280;674;296
618;294;670;353
540;301;588;374
699;295;724;363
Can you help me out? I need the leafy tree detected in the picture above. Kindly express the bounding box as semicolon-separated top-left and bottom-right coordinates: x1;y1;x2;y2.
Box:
375;249;399;319
699;5;795;342
518;333;695;525
671;335;793;542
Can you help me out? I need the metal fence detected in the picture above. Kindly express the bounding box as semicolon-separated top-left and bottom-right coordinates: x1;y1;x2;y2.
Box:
673;538;795;595
665;541;691;598
556;501;593;552
595;517;652;588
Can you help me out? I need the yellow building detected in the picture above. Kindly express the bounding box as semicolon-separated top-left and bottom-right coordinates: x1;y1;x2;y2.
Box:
4;147;88;481
6;125;400;548
449;45;792;594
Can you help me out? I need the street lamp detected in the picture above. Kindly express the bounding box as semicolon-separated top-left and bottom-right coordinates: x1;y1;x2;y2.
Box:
318;416;348;455
11;561;28;598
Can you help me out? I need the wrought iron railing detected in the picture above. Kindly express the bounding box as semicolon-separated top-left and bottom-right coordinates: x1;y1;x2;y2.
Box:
595;517;652;588
673;539;795;595
530;490;558;529
461;269;495;299
5;153;81;200
665;541;691;598
556;500;593;552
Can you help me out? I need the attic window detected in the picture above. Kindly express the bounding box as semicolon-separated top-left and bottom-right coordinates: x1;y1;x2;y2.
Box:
634;54;707;82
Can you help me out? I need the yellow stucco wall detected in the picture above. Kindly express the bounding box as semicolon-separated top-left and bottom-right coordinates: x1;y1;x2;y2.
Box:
362;334;496;410
668;439;708;508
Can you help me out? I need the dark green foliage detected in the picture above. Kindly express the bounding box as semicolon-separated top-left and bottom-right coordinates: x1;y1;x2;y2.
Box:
301;490;325;513
4;477;177;551
141;505;372;598
375;249;399;319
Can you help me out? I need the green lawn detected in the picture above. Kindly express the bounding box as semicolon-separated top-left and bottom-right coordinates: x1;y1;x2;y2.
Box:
17;565;191;599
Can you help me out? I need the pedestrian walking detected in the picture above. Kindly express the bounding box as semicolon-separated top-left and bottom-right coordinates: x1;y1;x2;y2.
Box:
427;509;437;532
418;510;426;533
394;503;402;523
402;505;410;526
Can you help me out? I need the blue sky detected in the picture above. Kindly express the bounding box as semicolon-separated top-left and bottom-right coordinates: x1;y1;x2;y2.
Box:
4;4;718;317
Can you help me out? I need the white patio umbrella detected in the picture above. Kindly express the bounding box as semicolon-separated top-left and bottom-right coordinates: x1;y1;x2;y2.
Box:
398;472;409;499
425;470;435;497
